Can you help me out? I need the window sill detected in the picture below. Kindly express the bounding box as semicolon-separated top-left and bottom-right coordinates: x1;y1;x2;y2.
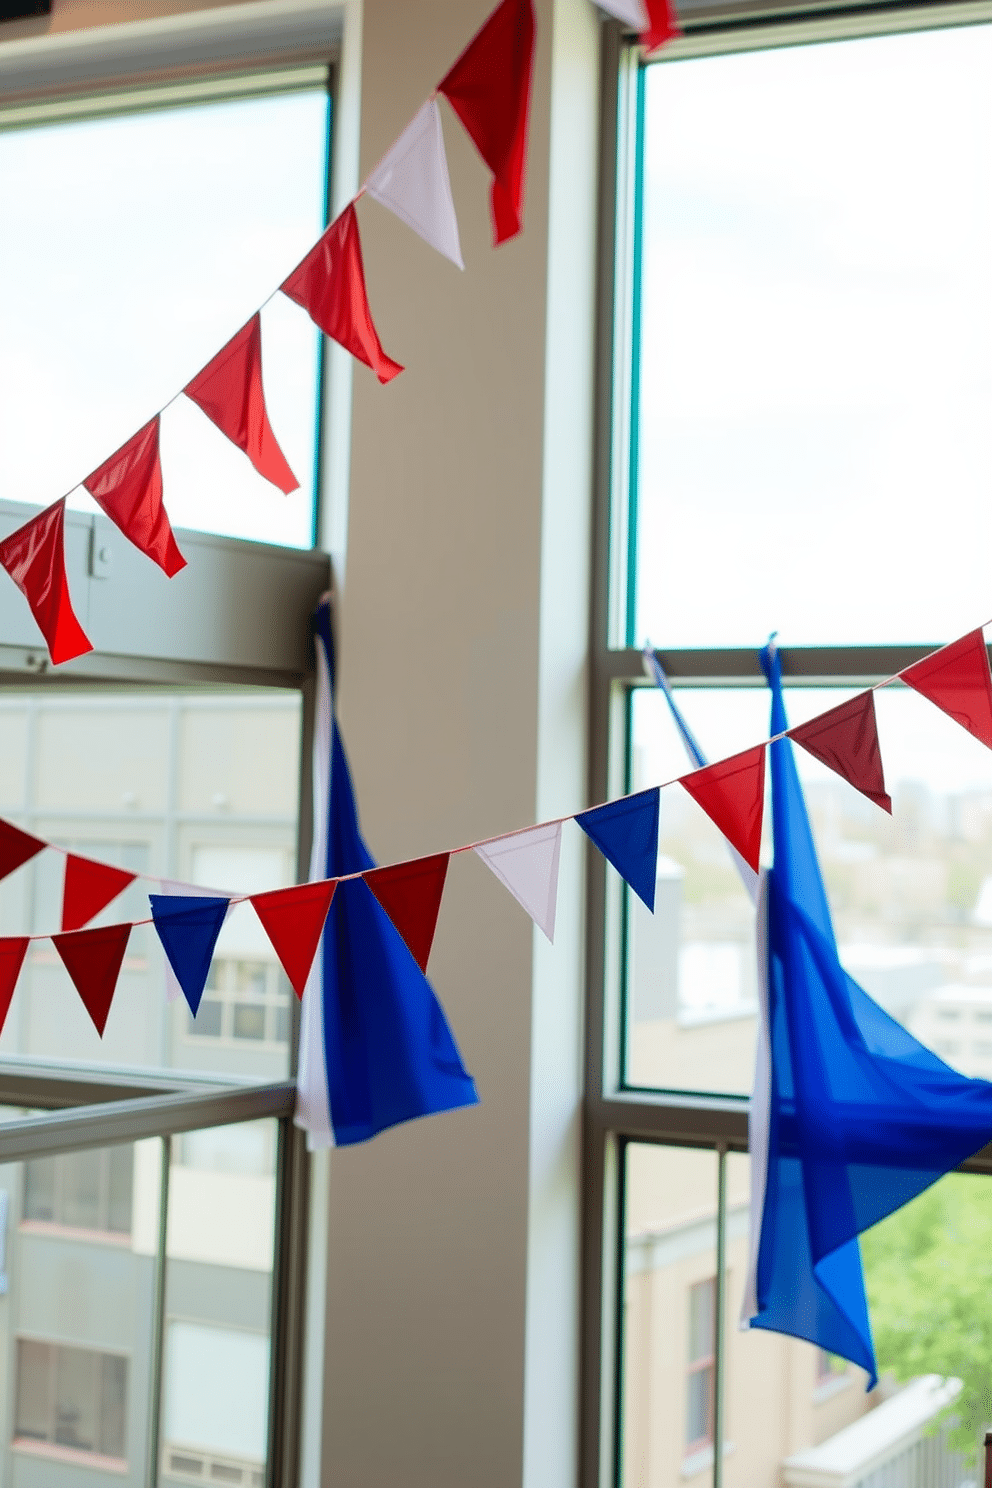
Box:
13;1438;127;1474
19;1221;131;1247
813;1371;855;1404
681;1440;734;1479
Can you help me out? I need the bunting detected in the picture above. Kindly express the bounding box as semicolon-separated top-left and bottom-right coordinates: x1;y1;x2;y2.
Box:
281;205;403;385
0;501;92;665
0;820;46;882
901;628;992;753
365;853;451;972
576;788;660;912
62;855;137;933
439;0;536;246
364;100;464;269
642;0;679;51
148;894;230;1017
474;820;562;942
53;922;132;1036
184;315;298;494
788;691;891;813
250;880;336;999
680;745;766;873
83;417;186;578
0;938;28;1036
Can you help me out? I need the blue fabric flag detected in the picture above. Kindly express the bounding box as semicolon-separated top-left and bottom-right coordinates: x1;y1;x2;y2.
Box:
576;788;660;912
149;894;230;1017
744;642;992;1386
295;597;478;1148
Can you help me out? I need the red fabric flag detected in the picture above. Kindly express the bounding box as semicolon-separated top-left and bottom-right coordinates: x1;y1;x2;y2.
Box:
642;0;680;53
0;820;46;881
679;745;766;873
250;880;336;1000
0;938;28;1036
281;205;403;385
184;315;298;494
438;0;536;245
789;691;892;813
0;500;93;665
365;852;451;973
83;417;186;577
53;922;132;1036
901;630;992;752
62;855;137;933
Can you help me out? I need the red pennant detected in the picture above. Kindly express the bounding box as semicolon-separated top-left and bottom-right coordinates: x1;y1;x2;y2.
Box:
0;938;29;1036
249;880;336;999
679;745;766;873
83;417;186;578
438;0;536;245
365;852;451;973
0;500;93;665
0;820;46;882
642;0;680;53
62;855;137;933
901;630;992;752
52;922;132;1036
184;315;298;494
281;205;403;385
789;691;891;813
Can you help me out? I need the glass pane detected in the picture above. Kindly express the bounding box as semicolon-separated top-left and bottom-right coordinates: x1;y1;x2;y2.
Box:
634;27;992;647
107;1147;134;1236
161;1121;276;1484
54;1345;99;1450
60;1149;102;1232
627;681;992;1093
15;1340;51;1441
0;88;328;548
22;1158;55;1224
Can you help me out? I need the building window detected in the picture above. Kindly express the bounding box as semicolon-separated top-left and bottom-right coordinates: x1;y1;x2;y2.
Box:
686;1278;715;1451
188;958;292;1046
15;1339;127;1462
22;1146;133;1237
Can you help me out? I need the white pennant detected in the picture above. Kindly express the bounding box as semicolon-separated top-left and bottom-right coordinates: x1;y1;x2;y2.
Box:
595;0;649;27
364;100;464;269
475;821;562;943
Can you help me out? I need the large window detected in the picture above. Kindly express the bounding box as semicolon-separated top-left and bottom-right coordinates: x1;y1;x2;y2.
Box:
588;7;992;1487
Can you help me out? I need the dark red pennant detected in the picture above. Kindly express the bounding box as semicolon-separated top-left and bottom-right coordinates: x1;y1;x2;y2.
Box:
52;922;132;1036
0;500;93;665
0;819;46;881
901;630;992;752
83;417;186;578
365;853;451;973
679;745;766;873
281;205;403;385
438;0;536;245
250;880;336;999
184;315;298;494
789;691;891;813
642;0;680;53
0;937;29;1035
62;855;137;933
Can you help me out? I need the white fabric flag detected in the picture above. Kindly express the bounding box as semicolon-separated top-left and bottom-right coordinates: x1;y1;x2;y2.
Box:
475;821;562;943
364;99;464;269
595;0;649;27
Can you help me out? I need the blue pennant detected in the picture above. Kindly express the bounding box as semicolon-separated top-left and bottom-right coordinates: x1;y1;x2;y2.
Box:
576;788;660;911
149;895;229;1017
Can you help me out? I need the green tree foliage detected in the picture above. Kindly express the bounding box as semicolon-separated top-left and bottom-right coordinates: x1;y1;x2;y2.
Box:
861;1173;992;1452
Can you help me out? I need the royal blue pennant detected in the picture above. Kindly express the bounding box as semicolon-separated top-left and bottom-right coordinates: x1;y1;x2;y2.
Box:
149;894;229;1017
576;787;660;911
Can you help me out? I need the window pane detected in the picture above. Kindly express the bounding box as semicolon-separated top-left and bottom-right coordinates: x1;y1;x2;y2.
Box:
99;1353;128;1460
15;1340;51;1442
107;1147;134;1236
23;1159;55;1224
0;88;328;548
60;1149;102;1232
53;1345;98;1450
633;27;992;647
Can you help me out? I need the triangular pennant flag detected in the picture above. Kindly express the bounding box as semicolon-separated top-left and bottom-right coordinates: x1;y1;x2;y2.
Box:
901;629;992;752
148;894;230;1017
83;417;186;578
365;101;464;269
0;500;93;665
0;938;28;1036
53;922;132;1036
62;854;137;933
789;691;892;813
596;0;649;27
474;821;562;942
365;853;451;973
680;745;766;873
0;819;46;881
281;204;403;385
250;880;336;1000
184;314;298;494
642;0;680;52
576;787;661;912
438;0;536;246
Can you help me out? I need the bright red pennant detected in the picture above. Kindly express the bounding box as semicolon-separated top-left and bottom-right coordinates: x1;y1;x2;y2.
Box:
83;417;186;578
365;852;451;972
281;205;403;385
0;500;93;665
642;0;680;53
438;0;536;246
0;938;28;1035
52;922;132;1036
184;314;298;494
0;820;46;881
62;855;137;933
679;745;766;873
250;880;336;999
901;630;992;752
789;691;892;813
